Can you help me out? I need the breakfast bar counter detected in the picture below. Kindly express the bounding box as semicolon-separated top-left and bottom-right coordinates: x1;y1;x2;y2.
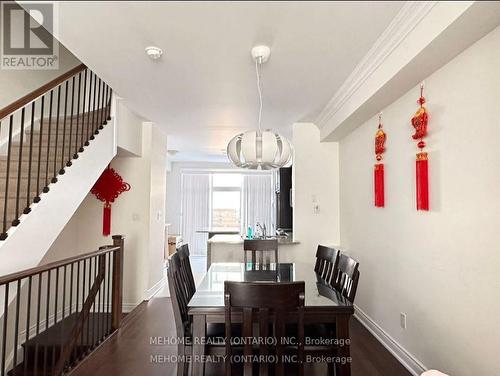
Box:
207;234;299;269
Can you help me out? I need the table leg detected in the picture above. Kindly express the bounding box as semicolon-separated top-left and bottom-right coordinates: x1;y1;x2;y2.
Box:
336;315;352;376
192;314;206;376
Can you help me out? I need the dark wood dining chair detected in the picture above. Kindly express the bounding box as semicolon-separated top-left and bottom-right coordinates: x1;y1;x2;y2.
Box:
168;253;226;375
177;243;196;296
331;253;360;303
243;239;279;267
224;281;305;376
167;253;193;376
314;245;340;284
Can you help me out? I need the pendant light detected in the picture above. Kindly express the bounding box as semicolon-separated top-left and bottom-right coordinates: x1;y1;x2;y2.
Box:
227;45;293;170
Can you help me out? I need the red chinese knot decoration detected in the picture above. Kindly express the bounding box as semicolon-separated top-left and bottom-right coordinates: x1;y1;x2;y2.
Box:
91;166;130;236
411;84;429;211
374;113;386;207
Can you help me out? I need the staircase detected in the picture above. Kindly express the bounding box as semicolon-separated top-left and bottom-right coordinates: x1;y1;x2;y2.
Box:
8;312;111;376
0;64;120;375
0;237;124;376
0;65;111;239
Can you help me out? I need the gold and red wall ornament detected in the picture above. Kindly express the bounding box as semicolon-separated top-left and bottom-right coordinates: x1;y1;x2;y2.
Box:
91;165;131;236
374;113;386;207
411;83;429;211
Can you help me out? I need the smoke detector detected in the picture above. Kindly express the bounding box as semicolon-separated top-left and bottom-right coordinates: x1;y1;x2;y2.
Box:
145;46;163;60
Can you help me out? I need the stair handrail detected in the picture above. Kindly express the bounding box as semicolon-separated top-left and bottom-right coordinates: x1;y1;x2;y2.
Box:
0;235;124;376
0;63;86;121
0;244;118;286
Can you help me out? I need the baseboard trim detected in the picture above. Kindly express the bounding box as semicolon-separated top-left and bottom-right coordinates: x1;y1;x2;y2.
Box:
144;277;166;300
354;304;427;376
122;302;141;313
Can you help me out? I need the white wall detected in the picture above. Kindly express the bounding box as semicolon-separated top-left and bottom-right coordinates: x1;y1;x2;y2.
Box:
339;26;500;376
292;123;340;263
166;161;236;235
44;122;168;310
0;119;116;277
0;44;81;109
146;124;168;291
115;98;144;157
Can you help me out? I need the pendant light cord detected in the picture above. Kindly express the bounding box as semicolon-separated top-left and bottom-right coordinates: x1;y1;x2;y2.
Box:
255;57;263;133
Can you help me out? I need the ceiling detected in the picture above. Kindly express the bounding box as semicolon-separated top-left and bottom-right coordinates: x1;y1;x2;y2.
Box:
54;1;404;162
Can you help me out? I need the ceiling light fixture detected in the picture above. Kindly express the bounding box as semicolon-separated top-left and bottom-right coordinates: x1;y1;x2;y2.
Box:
145;46;163;60
226;45;293;170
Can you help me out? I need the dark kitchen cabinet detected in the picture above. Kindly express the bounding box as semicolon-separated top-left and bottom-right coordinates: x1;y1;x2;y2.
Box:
276;167;293;231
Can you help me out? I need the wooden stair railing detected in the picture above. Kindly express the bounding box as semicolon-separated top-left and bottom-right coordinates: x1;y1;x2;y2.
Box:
0;64;113;240
0;235;124;376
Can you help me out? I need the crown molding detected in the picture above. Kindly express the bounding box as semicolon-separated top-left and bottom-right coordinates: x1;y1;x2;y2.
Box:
315;1;437;129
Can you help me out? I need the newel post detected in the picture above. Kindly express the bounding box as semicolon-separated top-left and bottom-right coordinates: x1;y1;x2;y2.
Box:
111;234;124;331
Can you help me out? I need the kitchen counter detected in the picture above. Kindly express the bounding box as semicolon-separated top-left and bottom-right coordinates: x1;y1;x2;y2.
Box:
207;234;299;270
208;234;299;244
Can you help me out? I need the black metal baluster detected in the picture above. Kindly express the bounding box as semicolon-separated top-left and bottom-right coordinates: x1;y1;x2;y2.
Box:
74;73;81;159
87;257;92;351
13;108;25;227
24;103;35;214
74;260;80;360
106;252;111;335
52;267;59;369
95;79;101;136
59;81;69;175
69;263;74;317
34;95;45;203
24;276;32;375
52;86;61;184
1;116;14;240
95;256;100;348
1;283;9;376
43;90;54;193
100;254;105;340
13;280;21;369
92;75;98;137
67;76;75;168
80;70;87;152
100;256;105;342
88;73;95;142
99;81;105;129
80;258;86;355
92;256;97;348
107;87;113;122
96;78;101;131
102;86;108;127
60;266;66;363
96;257;100;344
43;269;51;374
34;273;42;376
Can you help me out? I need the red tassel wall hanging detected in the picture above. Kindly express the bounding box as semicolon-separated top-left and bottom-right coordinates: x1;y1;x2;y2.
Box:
374;113;386;207
91;166;131;236
411;84;429;211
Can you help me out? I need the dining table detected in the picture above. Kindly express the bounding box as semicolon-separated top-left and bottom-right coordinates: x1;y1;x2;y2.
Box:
187;262;355;375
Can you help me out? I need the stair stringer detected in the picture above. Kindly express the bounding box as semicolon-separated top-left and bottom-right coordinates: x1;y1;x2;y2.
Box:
0;118;116;277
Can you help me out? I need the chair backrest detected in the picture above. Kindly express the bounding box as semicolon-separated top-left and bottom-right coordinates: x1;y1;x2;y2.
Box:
167;252;194;338
177;243;196;296
332;253;360;302
224;281;305;376
243;239;278;251
314;245;339;284
243;239;279;267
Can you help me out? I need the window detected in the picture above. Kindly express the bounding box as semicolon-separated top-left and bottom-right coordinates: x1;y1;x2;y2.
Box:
211;174;242;229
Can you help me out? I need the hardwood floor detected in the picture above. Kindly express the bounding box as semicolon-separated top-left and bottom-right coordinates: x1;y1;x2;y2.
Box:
69;297;412;376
